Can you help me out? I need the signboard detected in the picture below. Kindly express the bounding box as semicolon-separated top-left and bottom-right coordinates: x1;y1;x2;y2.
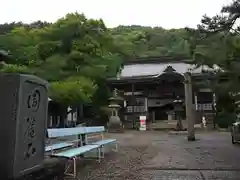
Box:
139;116;146;131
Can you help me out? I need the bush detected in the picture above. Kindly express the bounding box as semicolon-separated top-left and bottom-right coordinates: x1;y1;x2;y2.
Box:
215;111;236;128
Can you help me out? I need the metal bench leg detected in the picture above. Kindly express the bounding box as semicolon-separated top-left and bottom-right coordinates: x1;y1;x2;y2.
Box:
111;143;118;152
97;148;101;163
101;145;105;158
115;143;118;152
64;157;77;178
73;157;77;178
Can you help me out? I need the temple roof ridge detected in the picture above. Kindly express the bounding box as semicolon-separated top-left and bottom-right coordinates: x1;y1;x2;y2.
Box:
107;56;224;83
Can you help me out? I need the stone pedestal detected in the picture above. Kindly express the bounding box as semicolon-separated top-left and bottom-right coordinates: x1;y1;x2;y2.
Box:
107;89;124;133
108;116;124;133
168;113;173;121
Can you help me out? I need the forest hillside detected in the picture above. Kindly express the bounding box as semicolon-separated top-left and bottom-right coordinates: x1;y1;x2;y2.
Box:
0;0;240;127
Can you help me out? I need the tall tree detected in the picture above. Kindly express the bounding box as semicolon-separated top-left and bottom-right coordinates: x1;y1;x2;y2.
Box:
185;0;240;127
185;0;240;93
0;13;123;109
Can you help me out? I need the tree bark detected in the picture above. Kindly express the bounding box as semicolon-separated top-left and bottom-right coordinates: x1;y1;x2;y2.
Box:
184;72;196;141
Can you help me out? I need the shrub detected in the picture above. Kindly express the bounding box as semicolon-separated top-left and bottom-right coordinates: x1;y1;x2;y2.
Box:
215;111;236;128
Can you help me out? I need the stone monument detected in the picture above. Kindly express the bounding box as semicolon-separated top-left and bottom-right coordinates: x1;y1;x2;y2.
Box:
0;73;49;179
107;89;124;133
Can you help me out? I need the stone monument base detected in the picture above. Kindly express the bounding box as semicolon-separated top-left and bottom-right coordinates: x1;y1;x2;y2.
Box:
107;116;124;133
14;156;66;180
168;131;188;135
108;128;124;133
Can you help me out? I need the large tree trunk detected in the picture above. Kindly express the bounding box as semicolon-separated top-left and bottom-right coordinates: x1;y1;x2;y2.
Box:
184;72;196;141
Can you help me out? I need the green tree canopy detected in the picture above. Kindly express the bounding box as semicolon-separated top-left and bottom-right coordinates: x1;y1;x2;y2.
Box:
185;0;240;94
0;13;123;107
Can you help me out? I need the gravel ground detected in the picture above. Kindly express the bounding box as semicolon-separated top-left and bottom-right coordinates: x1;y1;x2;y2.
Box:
63;131;240;180
72;131;160;180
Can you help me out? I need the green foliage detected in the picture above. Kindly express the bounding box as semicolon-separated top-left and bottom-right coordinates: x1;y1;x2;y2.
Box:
49;77;97;105
111;26;191;57
187;0;240;126
216;111;236;128
186;0;240;83
0;64;30;73
0;2;239;116
37;41;60;60
0;13;122;107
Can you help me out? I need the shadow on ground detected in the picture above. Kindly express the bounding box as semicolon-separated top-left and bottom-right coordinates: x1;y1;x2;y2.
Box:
72;131;240;180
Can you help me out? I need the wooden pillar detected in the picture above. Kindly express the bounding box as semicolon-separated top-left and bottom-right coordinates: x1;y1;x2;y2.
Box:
194;93;198;111
152;111;155;123
144;97;148;112
213;93;217;129
49;116;53;127
213;93;216;110
132;83;135;104
184;72;196;141
131;83;135;128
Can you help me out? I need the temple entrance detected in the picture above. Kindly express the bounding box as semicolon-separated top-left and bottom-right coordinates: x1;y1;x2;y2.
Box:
120;76;185;129
149;103;174;121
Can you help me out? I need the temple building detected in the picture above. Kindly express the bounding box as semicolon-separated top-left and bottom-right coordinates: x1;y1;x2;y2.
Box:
107;56;220;129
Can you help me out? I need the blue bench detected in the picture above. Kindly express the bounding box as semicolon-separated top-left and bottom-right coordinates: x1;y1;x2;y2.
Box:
45;127;86;153
45;142;73;152
84;126;118;158
45;126;117;178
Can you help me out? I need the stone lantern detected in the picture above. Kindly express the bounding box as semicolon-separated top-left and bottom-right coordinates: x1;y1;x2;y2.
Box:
173;96;184;131
107;89;124;132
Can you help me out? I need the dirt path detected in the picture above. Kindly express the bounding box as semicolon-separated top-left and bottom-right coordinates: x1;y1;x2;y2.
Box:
75;131;159;180
74;131;240;180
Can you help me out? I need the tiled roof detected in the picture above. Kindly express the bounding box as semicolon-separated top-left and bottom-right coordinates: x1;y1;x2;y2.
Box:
119;62;217;78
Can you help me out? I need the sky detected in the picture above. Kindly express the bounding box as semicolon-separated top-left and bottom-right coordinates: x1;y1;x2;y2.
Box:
0;0;232;29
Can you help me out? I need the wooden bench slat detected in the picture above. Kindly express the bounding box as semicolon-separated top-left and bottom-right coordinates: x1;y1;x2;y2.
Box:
45;142;73;152
53;145;100;158
93;139;116;146
47;127;86;138
84;126;105;133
